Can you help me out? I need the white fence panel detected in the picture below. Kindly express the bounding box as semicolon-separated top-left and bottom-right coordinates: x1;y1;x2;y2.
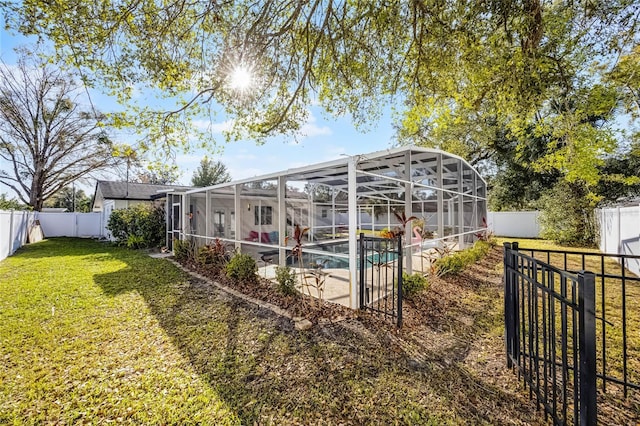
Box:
37;213;76;237
487;211;541;238
76;213;103;237
0;212;10;260
1;211;106;262
599;206;640;277
0;210;36;261
37;212;103;238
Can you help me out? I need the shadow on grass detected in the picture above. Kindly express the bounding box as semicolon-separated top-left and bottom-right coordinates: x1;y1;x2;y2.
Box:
87;243;549;425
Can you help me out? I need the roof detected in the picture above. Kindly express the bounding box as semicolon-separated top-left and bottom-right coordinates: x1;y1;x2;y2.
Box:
185;145;485;195
95;181;194;201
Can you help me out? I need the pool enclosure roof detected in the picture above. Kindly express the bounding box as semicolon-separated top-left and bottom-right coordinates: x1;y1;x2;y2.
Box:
184;145;486;197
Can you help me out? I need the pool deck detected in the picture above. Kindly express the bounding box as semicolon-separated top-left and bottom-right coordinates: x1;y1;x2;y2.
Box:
257;245;454;308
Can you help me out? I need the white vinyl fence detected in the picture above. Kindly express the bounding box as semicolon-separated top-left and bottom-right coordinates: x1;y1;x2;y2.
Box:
487;211;542;238
0;210;107;262
37;212;104;238
598;205;640;277
0;210;36;261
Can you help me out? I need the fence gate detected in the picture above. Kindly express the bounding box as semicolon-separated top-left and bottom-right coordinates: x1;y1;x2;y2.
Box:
359;233;403;327
504;242;597;425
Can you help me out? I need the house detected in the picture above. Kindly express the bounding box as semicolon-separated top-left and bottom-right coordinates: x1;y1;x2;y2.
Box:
92;181;193;212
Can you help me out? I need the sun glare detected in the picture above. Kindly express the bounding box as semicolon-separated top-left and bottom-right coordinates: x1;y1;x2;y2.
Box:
229;66;252;91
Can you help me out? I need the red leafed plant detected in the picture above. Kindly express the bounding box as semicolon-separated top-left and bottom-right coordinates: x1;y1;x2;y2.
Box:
284;225;325;307
474;217;494;242
285;224;309;261
383;211;418;238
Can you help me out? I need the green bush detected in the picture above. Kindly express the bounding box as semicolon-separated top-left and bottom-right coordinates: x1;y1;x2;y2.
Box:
538;180;598;247
401;272;429;299
226;252;258;282
107;204;165;249
434;240;493;277
434;254;467;276
274;265;298;296
173;238;196;262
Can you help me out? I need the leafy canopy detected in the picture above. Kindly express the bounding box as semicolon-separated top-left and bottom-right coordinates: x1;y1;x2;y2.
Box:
44;187;92;212
4;1;639;186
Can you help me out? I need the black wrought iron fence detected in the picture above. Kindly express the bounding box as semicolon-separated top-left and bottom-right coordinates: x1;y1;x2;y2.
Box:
504;242;640;425
359;233;403;327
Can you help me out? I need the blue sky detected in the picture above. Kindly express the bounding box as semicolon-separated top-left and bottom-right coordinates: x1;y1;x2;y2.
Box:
0;26;397;195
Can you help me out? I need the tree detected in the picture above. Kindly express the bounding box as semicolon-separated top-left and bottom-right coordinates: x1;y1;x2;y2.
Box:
6;0;640;207
6;2;637;154
44;186;92;212
191;157;231;187
596;142;640;203
0;193;27;210
135;167;181;185
538;180;599;247
0;50;115;211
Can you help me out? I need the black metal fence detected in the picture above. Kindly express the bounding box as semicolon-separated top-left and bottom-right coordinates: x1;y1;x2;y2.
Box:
359;233;403;327
504;242;640;425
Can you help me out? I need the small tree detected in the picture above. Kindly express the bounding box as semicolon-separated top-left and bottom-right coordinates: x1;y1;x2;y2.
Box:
135;167;181;185
0;193;28;210
44;186;92;212
539;180;599;247
191;157;231;187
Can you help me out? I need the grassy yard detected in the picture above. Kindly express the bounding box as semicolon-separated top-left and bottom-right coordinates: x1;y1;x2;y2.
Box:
0;238;237;424
0;237;552;425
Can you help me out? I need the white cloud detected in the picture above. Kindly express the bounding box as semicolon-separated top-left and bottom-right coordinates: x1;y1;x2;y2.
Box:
175;153;205;165
298;111;332;138
192;119;235;134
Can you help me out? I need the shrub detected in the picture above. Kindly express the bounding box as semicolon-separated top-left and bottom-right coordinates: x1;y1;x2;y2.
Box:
197;239;229;272
275;265;298;296
538;180;599;247
126;234;145;249
173;238;196;262
402;272;429;299
107;204;165;248
226;252;258;282
434;254;467;276
434;240;493;277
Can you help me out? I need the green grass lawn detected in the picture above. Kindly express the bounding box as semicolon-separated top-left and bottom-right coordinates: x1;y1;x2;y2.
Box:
1;237;637;424
0;238;238;424
0;237;550;425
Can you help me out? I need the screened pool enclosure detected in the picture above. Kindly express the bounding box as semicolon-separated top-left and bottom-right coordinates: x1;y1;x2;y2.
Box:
166;146;487;309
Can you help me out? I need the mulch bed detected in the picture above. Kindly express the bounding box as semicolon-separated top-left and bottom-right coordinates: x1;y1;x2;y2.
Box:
175;258;357;323
174;247;507;333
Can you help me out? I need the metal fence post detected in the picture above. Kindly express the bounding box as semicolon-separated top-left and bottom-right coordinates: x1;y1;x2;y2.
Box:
504;242;513;367
504;242;520;368
359;233;365;309
578;271;597;426
511;242;519;366
397;234;403;328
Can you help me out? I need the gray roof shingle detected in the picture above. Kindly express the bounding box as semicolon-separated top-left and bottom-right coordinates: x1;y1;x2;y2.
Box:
96;181;193;200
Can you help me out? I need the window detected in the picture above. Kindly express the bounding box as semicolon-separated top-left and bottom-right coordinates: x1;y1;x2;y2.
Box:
254;205;273;225
321;209;328;218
